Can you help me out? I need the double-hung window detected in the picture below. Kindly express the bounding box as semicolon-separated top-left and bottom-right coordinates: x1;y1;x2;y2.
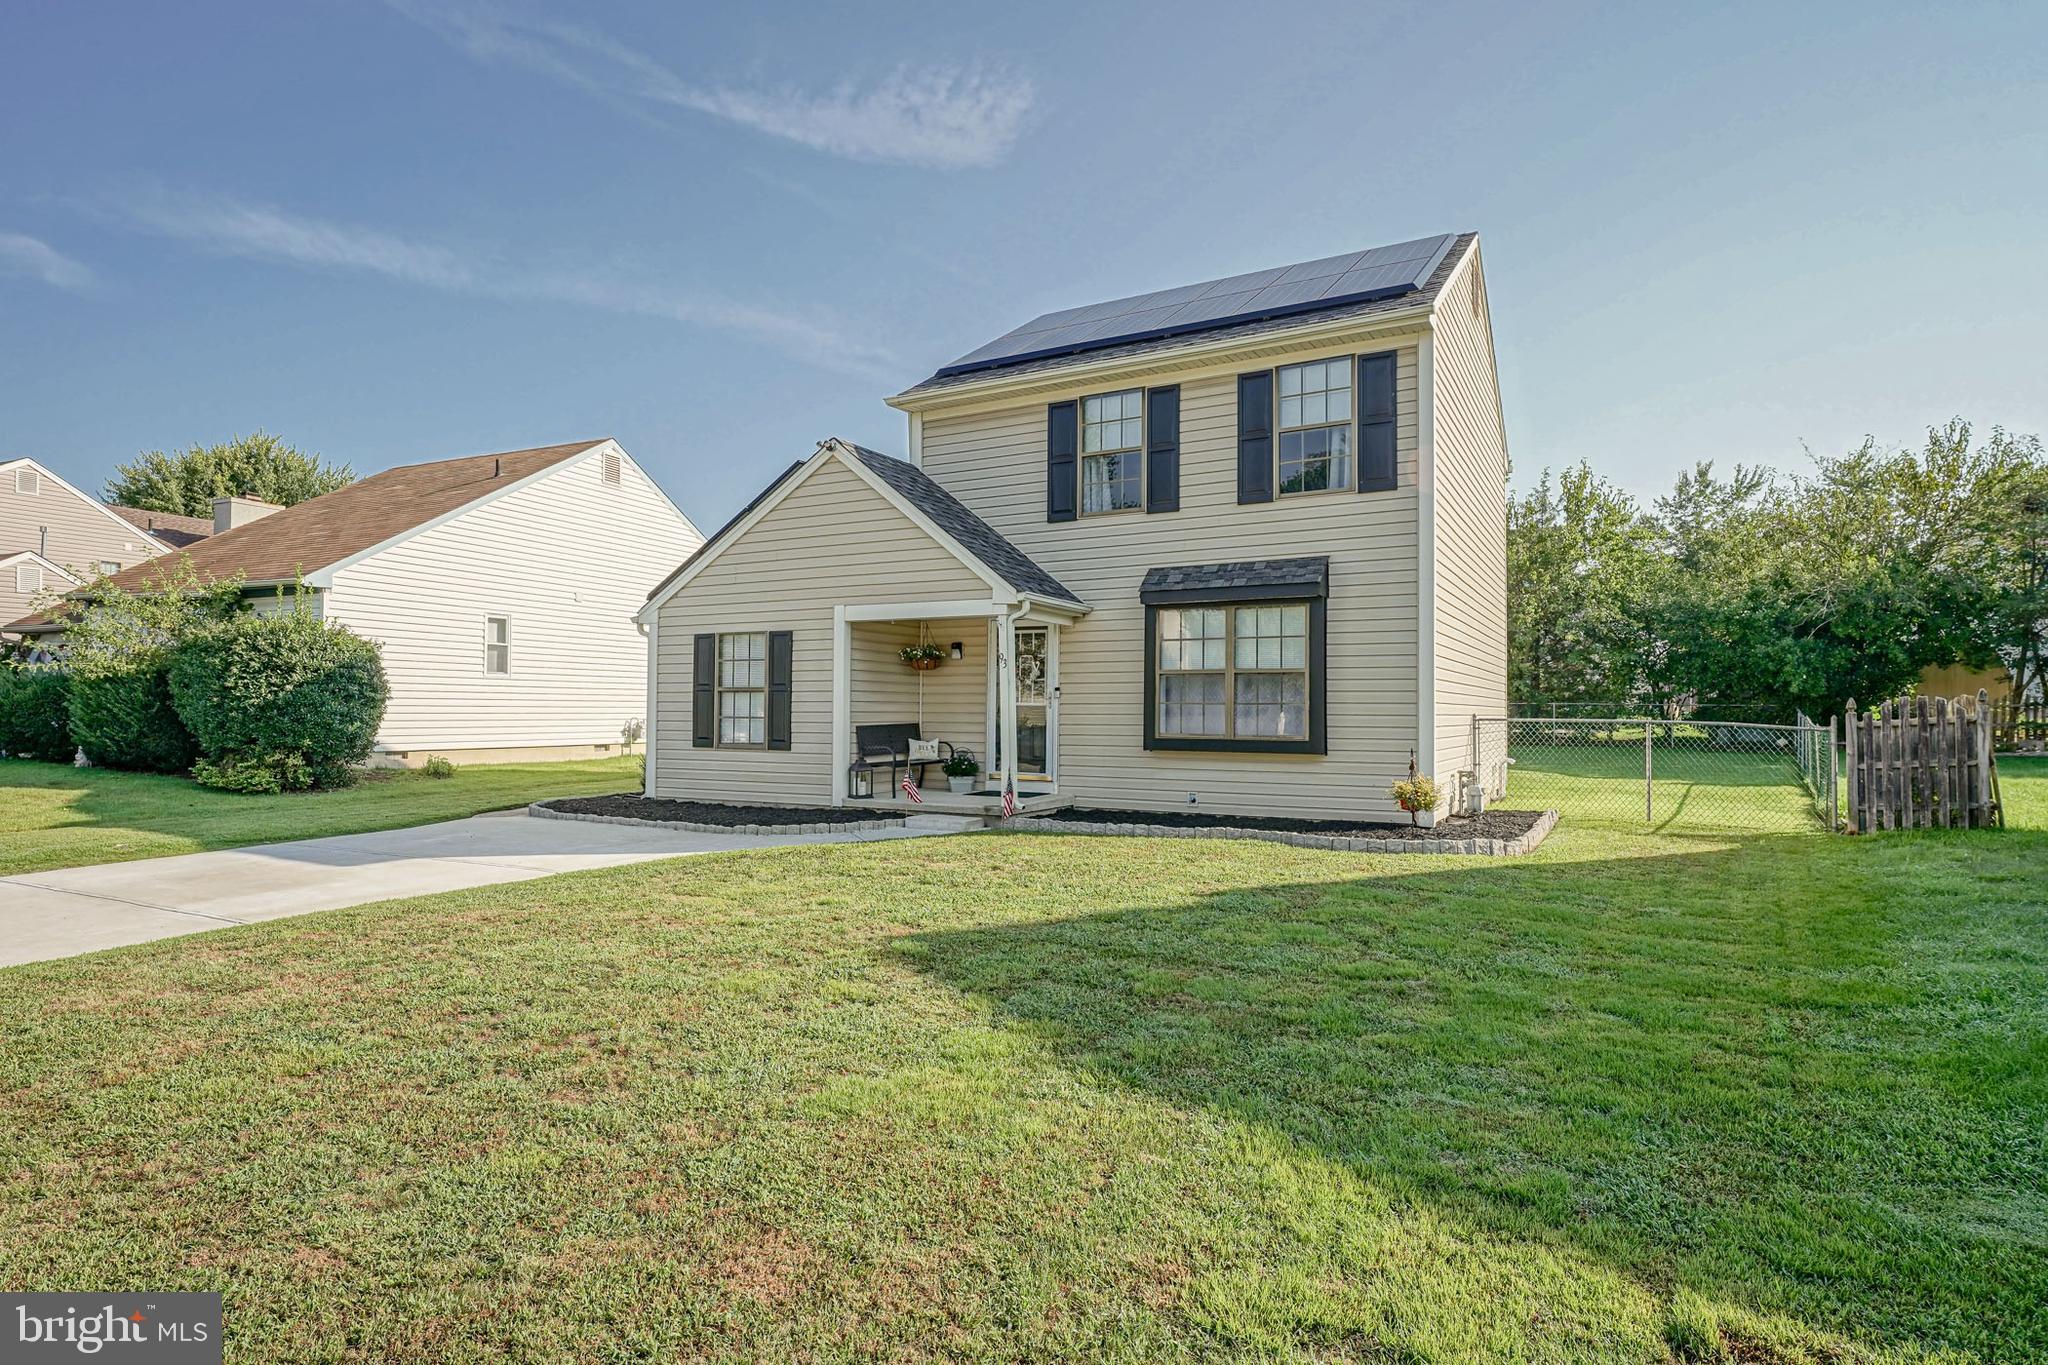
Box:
484;616;510;674
1080;388;1143;514
1143;558;1328;754
716;632;767;746
1276;359;1352;494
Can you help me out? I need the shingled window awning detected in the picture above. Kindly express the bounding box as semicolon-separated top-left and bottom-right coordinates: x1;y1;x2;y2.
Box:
1139;556;1330;605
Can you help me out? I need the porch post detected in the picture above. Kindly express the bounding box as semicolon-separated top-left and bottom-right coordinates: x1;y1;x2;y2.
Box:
997;608;1019;800
831;605;850;805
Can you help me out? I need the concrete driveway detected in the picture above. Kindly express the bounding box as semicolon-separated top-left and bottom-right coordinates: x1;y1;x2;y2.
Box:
0;810;956;968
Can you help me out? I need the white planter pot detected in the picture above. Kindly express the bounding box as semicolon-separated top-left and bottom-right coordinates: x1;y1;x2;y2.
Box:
948;776;977;793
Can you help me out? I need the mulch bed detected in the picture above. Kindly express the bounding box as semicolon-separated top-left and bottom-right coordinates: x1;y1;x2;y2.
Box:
537;794;902;828
1028;806;1547;841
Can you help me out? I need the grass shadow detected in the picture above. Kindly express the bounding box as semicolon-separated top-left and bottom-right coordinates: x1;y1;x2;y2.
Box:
901;828;2047;1359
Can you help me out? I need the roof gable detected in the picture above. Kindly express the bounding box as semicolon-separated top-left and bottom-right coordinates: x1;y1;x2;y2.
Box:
641;440;1085;618
1;457;182;554
66;440;608;596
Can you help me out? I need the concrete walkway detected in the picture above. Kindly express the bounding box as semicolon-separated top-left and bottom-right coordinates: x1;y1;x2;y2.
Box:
0;810;961;968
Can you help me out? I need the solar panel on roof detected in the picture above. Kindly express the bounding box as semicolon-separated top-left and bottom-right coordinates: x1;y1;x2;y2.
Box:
936;233;1456;379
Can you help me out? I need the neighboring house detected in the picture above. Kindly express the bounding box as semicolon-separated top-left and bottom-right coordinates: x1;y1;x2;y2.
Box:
0;457;190;635
13;440;704;766
639;231;1508;822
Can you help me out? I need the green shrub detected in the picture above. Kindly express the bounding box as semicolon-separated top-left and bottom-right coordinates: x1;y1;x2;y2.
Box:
190;754;303;795
62;556;243;772
0;665;75;762
69;666;198;772
421;755;456;779
170;608;387;793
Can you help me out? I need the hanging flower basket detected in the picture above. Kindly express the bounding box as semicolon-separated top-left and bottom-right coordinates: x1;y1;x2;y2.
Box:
899;643;946;671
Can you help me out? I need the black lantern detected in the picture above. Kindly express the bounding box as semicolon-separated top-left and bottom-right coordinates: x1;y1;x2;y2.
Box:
847;756;875;800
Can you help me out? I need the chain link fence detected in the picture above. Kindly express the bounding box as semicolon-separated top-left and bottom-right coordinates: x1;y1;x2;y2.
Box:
1474;717;1831;834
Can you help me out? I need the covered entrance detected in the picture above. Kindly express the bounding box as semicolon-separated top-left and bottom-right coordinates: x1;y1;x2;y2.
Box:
833;598;1081;810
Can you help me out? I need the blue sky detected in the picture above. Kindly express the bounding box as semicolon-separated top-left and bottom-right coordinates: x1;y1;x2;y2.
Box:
2;1;2042;527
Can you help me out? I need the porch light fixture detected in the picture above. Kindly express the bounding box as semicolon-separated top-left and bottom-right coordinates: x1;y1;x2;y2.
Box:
847;757;875;800
949;641;964;660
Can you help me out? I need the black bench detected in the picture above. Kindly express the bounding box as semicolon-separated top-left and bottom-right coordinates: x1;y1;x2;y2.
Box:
855;723;953;792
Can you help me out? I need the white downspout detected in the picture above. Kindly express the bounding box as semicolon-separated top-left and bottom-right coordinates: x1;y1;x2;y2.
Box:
638;615;657;797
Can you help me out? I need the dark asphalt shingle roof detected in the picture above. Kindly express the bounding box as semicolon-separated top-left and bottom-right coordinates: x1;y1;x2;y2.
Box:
110;505;214;548
898;233;1476;399
841;444;1084;606
1140;556;1331;601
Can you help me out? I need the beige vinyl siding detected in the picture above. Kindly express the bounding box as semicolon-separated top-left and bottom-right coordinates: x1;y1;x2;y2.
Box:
847;617;986;767
650;459;992;806
1429;255;1510;781
325;448;700;755
919;334;1426;819
0;461;168;631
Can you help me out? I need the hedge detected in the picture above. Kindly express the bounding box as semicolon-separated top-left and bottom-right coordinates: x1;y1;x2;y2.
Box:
0;666;75;763
169;610;388;792
69;663;196;773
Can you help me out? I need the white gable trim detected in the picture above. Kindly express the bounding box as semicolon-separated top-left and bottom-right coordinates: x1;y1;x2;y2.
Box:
637;439;1013;622
303;440;617;588
0;549;83;584
0;458;179;554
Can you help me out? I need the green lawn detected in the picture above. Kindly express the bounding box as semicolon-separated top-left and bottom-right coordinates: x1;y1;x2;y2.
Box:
0;755;643;875
0;764;2041;1362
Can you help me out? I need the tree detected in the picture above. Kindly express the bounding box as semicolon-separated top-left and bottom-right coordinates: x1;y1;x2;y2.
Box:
105;432;353;517
1506;464;1660;707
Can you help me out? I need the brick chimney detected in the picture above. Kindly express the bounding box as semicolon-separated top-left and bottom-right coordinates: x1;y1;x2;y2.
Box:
212;494;279;534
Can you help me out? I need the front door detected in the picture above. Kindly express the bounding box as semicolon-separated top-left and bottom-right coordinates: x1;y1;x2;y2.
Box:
994;624;1055;784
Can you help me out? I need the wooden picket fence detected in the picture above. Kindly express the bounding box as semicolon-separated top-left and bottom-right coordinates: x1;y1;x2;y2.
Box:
1843;691;2003;832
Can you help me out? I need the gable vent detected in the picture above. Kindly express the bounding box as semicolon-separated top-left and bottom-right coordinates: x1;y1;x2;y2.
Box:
602;451;622;486
15;563;41;594
15;468;37;495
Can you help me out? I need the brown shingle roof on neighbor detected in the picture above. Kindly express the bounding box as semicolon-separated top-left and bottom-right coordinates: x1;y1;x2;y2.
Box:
9;440;606;632
110;505;215;549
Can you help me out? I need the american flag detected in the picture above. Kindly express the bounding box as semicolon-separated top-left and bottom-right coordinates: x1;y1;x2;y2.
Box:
1001;776;1018;818
899;775;923;804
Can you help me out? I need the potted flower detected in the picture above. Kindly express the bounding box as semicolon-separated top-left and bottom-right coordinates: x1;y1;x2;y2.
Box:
1388;773;1443;826
943;748;980;794
898;642;946;671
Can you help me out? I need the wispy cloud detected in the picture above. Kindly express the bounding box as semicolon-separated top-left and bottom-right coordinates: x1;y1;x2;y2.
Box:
116;192;898;378
386;1;1033;169
0;232;97;292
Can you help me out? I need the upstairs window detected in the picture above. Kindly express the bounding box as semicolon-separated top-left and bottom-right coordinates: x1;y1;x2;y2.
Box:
98;561;120;576
484;616;510;674
1081;388;1143;514
716;632;767;746
14;468;38;495
1277;359;1352;494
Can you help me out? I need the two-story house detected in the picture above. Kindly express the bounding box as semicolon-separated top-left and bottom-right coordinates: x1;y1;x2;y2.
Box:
0;457;202;635
638;231;1507;822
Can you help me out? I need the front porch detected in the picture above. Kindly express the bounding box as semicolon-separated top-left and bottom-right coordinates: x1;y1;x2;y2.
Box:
832;597;1080;808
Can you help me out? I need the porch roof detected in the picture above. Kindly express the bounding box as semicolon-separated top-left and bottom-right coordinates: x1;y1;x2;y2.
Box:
839;444;1084;608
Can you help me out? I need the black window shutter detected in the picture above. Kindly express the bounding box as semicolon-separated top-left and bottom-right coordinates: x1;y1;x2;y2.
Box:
1237;371;1274;504
1358;351;1397;492
1145;386;1180;513
692;633;715;747
1046;401;1078;522
766;630;793;750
